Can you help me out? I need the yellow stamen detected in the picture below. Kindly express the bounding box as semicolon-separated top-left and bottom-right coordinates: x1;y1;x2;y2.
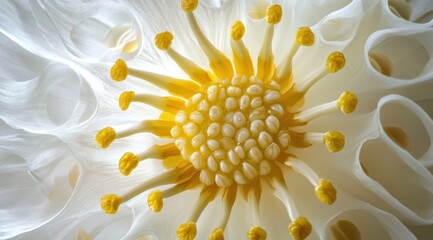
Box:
257;5;281;82
337;91;358;114
185;7;234;79
75;228;92;240
288;216;312;240
111;59;128;81
119;152;139;176
274;27;314;92
315;178;337;205
177;221;197;240
96;127;116;148
100;194;122;214
155;31;173;50
294;91;358;122
326;52;346;73
230;21;254;76
147;190;163;212
110;60;200;99
209;228;224;240
181;0;198;13
119;91;135;111
296;27;315;46
247;226;267;240
323;131;345;153
266;4;282;24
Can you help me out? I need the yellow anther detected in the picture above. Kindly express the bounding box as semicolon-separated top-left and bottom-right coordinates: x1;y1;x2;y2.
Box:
155;31;173;50
100;194;122;214
323;131;345;153
96;127;116;148
337;91;358;114
177;222;197;240
326;52;346;73
111;59;128;81
296;27;315;46
315;178;337;205
147;190;163;212
288;217;312;240
181;0;198;13
118;152;139;176
119;91;135;111
230;21;245;41
209;228;224;240
247;226;267;240
266;4;282;24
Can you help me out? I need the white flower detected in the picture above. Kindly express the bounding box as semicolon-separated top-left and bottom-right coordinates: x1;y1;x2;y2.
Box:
1;0;433;239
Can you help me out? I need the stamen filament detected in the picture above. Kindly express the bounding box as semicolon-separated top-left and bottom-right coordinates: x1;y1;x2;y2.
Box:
295;91;358;122
128;68;201;98
256;4;282;82
185;12;234;79
122;169;179;202
137;143;180;160
120;92;184;112
230;21;254;77
166;48;212;83
285;156;319;186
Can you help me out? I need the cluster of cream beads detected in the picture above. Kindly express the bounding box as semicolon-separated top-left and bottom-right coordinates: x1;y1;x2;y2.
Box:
170;75;290;187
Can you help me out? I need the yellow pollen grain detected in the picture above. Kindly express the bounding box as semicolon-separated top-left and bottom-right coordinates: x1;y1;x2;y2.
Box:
288;216;312;240
96;127;116;149
315;178;337;205
337;91;358;114
326;52;346;73
296;27;315;46
147;190;163;212
230;21;245;41
100;194;122;214
177;221;197;240
111;59;128;81
323;131;345;153
118;152;139;176
247;226;267;240
209;228;224;240
266;4;282;24
155;31;173;50
181;0;198;13
119;91;135;111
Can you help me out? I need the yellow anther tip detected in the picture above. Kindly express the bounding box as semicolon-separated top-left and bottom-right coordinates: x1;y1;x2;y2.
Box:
155;31;173;50
247;226;267;240
96;127;116;149
326;52;346;73
296;27;315;46
230;21;245;41
266;4;282;24
337;91;358;114
119;91;135;111
315;178;337;205
111;59;128;81
100;194;122;214
209;228;224;240
181;0;198;13
147;190;163;212
118;152;139;176
288;217;312;240
177;222;197;240
323;130;345;153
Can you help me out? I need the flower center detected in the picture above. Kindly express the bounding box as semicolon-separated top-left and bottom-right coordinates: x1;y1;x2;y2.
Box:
172;75;287;187
96;1;361;239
